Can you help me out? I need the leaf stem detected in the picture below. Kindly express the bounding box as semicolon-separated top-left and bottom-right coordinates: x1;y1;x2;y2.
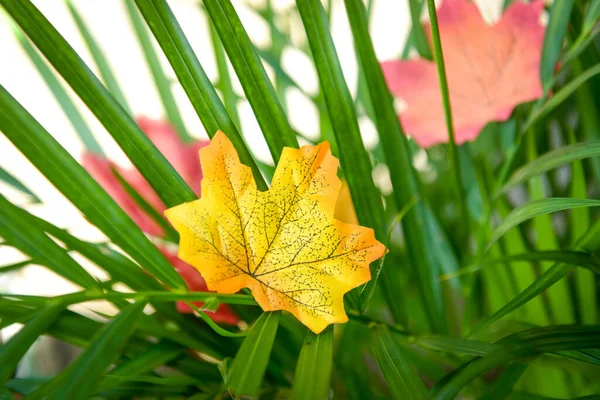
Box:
3;290;257;307
425;0;468;232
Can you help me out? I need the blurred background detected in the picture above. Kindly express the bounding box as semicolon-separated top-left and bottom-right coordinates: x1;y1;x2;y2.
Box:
0;0;514;379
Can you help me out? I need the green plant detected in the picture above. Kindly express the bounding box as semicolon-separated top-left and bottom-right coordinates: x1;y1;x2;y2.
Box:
1;0;600;398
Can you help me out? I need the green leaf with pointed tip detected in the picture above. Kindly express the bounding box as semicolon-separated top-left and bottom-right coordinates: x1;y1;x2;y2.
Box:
66;0;131;114
39;301;147;400
0;84;186;289
0;302;65;384
0;259;31;274
372;326;429;400
0;0;196;208
133;0;266;190
291;327;333;400
502;141;600;193
487;198;600;252
203;0;298;164
0;165;40;203
227;312;280;397
0;194;98;288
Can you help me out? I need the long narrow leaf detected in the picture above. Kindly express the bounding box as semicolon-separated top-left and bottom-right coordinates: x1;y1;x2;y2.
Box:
486;198;600;252
0;165;40;203
0;0;196;208
203;0;298;163
473;219;600;335
133;0;267;190
0;195;98;288
296;0;386;252
502;141;600;193
42;301;147;399
344;0;446;331
227;312;280;397
372;326;429;400
291;327;333;400
0;85;186;289
433;326;600;400
540;0;574;89
0;302;65;384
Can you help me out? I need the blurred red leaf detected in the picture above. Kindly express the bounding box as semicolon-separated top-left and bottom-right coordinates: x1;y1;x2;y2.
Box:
381;0;545;147
82;117;208;236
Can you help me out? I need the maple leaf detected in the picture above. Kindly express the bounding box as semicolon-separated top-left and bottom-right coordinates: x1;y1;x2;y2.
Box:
381;0;545;147
165;131;386;333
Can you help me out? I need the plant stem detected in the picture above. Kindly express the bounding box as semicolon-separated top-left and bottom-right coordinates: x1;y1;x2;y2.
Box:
425;0;468;233
4;290;257;307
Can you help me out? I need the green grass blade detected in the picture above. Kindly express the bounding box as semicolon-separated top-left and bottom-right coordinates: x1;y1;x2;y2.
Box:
123;0;191;142
525;133;573;324
30;214;165;292
14;29;103;155
0;302;65;384
0;165;40;203
473;219;600;335
481;363;528;400
524;62;600;133
97;341;183;392
459;250;600;276
227;312;280;398
408;0;431;59
133;0;267;190
203;0;298;163
0;259;32;274
0;195;99;288
291;327;333;400
583;1;600;34
295;0;386;244
486;198;600;252
541;0;574;89
433;326;600;400
502;141;600;193
0;84;186;289
344;0;446;330
372;326;429;400
43;301;147;399
208;20;240;128
568;132;596;324
66;0;132;114
0;0;196;208
297;0;389;311
111;167;179;242
425;0;467;227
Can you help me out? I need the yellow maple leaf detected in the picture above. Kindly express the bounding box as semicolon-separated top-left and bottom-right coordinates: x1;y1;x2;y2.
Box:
165;131;386;333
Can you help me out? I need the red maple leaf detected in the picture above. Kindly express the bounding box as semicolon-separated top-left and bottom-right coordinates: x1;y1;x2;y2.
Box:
381;0;545;147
